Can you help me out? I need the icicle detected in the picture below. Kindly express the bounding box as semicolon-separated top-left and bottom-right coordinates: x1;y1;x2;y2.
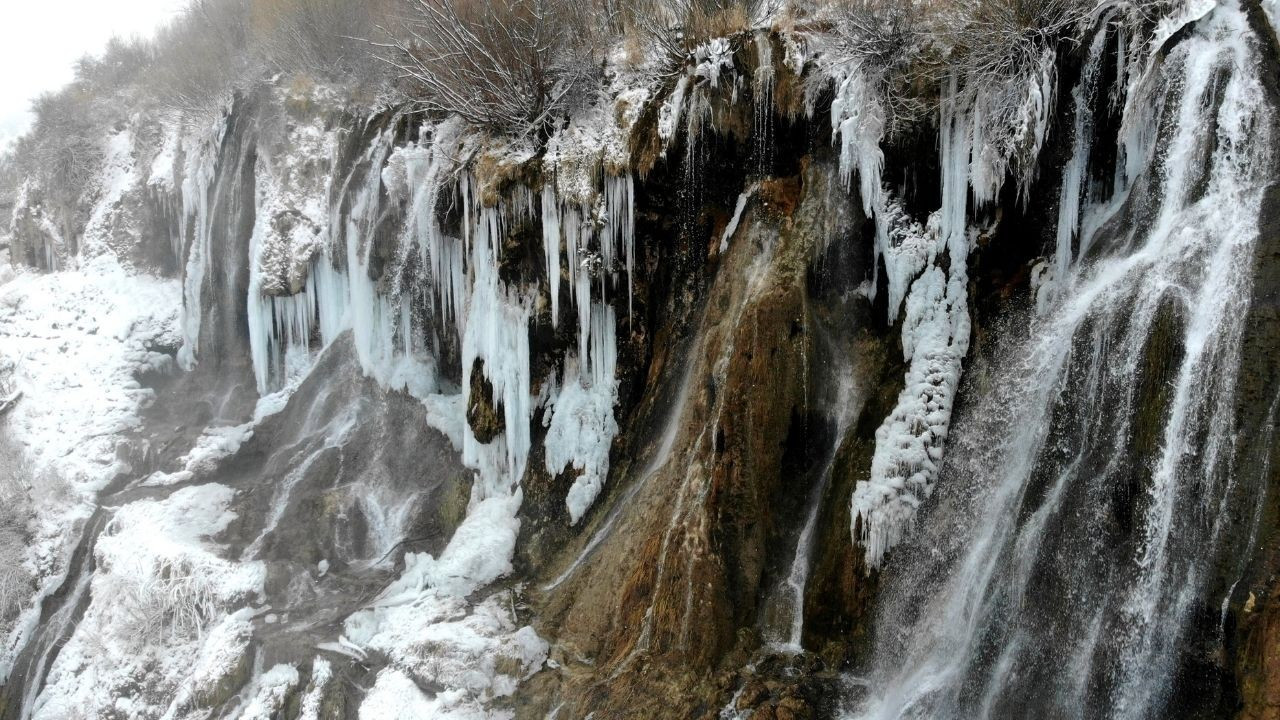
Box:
460;189;535;493
659;76;689;150
1053;28;1109;287
830;66;889;306
545;302;619;524
541;185;562;326
603;173;635;318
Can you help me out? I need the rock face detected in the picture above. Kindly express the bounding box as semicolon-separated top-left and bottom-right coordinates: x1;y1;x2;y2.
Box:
1230;5;1280;717
3;8;1280;720
468;358;506;444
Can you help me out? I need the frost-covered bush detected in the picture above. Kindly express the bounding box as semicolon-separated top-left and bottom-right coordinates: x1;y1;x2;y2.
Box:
19;92;105;220
827;0;929;134
0;434;33;632
936;0;1092;81
825;0;1094;197
387;0;603;135
626;0;781;65
934;0;1094;197
92;485;263;647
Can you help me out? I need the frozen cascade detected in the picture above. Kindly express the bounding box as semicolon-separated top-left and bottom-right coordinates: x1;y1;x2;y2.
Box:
176;118;229;370
545;303;620;524
831;65;887;254
246;131;337;394
1047;25;1110;305
604;173;636;318
236;114;634;514
849;5;1274;717
459;174;536;491
849;75;975;569
406;120;470;330
341;134;434;396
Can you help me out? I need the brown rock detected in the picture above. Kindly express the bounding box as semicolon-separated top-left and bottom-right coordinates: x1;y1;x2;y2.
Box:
466;358;505;443
775;696;813;720
736;679;769;710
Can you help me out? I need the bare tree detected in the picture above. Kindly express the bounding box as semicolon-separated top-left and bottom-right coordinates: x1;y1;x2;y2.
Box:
147;0;254;117
384;0;602;136
250;0;397;83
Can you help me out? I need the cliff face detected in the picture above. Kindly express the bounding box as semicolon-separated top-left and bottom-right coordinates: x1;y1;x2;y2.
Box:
2;4;1279;720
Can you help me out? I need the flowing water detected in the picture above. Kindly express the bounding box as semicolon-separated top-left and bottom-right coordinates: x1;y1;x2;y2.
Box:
850;6;1275;719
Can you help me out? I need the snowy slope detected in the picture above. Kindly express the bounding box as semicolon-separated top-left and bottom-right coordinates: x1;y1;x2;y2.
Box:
0;256;180;677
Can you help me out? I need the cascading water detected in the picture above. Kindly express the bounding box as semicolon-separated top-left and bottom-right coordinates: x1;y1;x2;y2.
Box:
849;5;1275;718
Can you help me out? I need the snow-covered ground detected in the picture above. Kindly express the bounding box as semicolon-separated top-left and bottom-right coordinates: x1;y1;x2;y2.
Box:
32;483;265;720
0;255;180;677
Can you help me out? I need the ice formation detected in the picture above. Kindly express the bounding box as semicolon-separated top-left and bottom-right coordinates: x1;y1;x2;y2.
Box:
545;304;620;524
846;76;984;568
176;118;230;371
854;6;1276;713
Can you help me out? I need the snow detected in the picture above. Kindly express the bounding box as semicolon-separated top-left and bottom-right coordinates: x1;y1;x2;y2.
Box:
298;656;333;720
160;610;254;719
347;591;547;720
147;125;182;194
0;254;180;677
32;484;265;720
238;663;302;720
247;117;336;394
81;129;139;258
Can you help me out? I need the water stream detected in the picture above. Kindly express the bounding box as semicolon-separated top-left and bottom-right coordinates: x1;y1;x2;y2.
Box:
849;6;1274;718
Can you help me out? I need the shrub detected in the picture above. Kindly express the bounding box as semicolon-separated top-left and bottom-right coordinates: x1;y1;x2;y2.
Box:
625;0;782;66
147;0;254;116
0;432;33;632
828;0;930;132
385;0;603;136
936;0;1092;83
22;90;105;226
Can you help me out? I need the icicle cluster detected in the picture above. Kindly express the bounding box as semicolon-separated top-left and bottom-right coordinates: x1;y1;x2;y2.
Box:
172;106;637;522
539;168;634;521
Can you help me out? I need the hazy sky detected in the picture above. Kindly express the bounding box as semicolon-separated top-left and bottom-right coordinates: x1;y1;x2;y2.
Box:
0;0;188;151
